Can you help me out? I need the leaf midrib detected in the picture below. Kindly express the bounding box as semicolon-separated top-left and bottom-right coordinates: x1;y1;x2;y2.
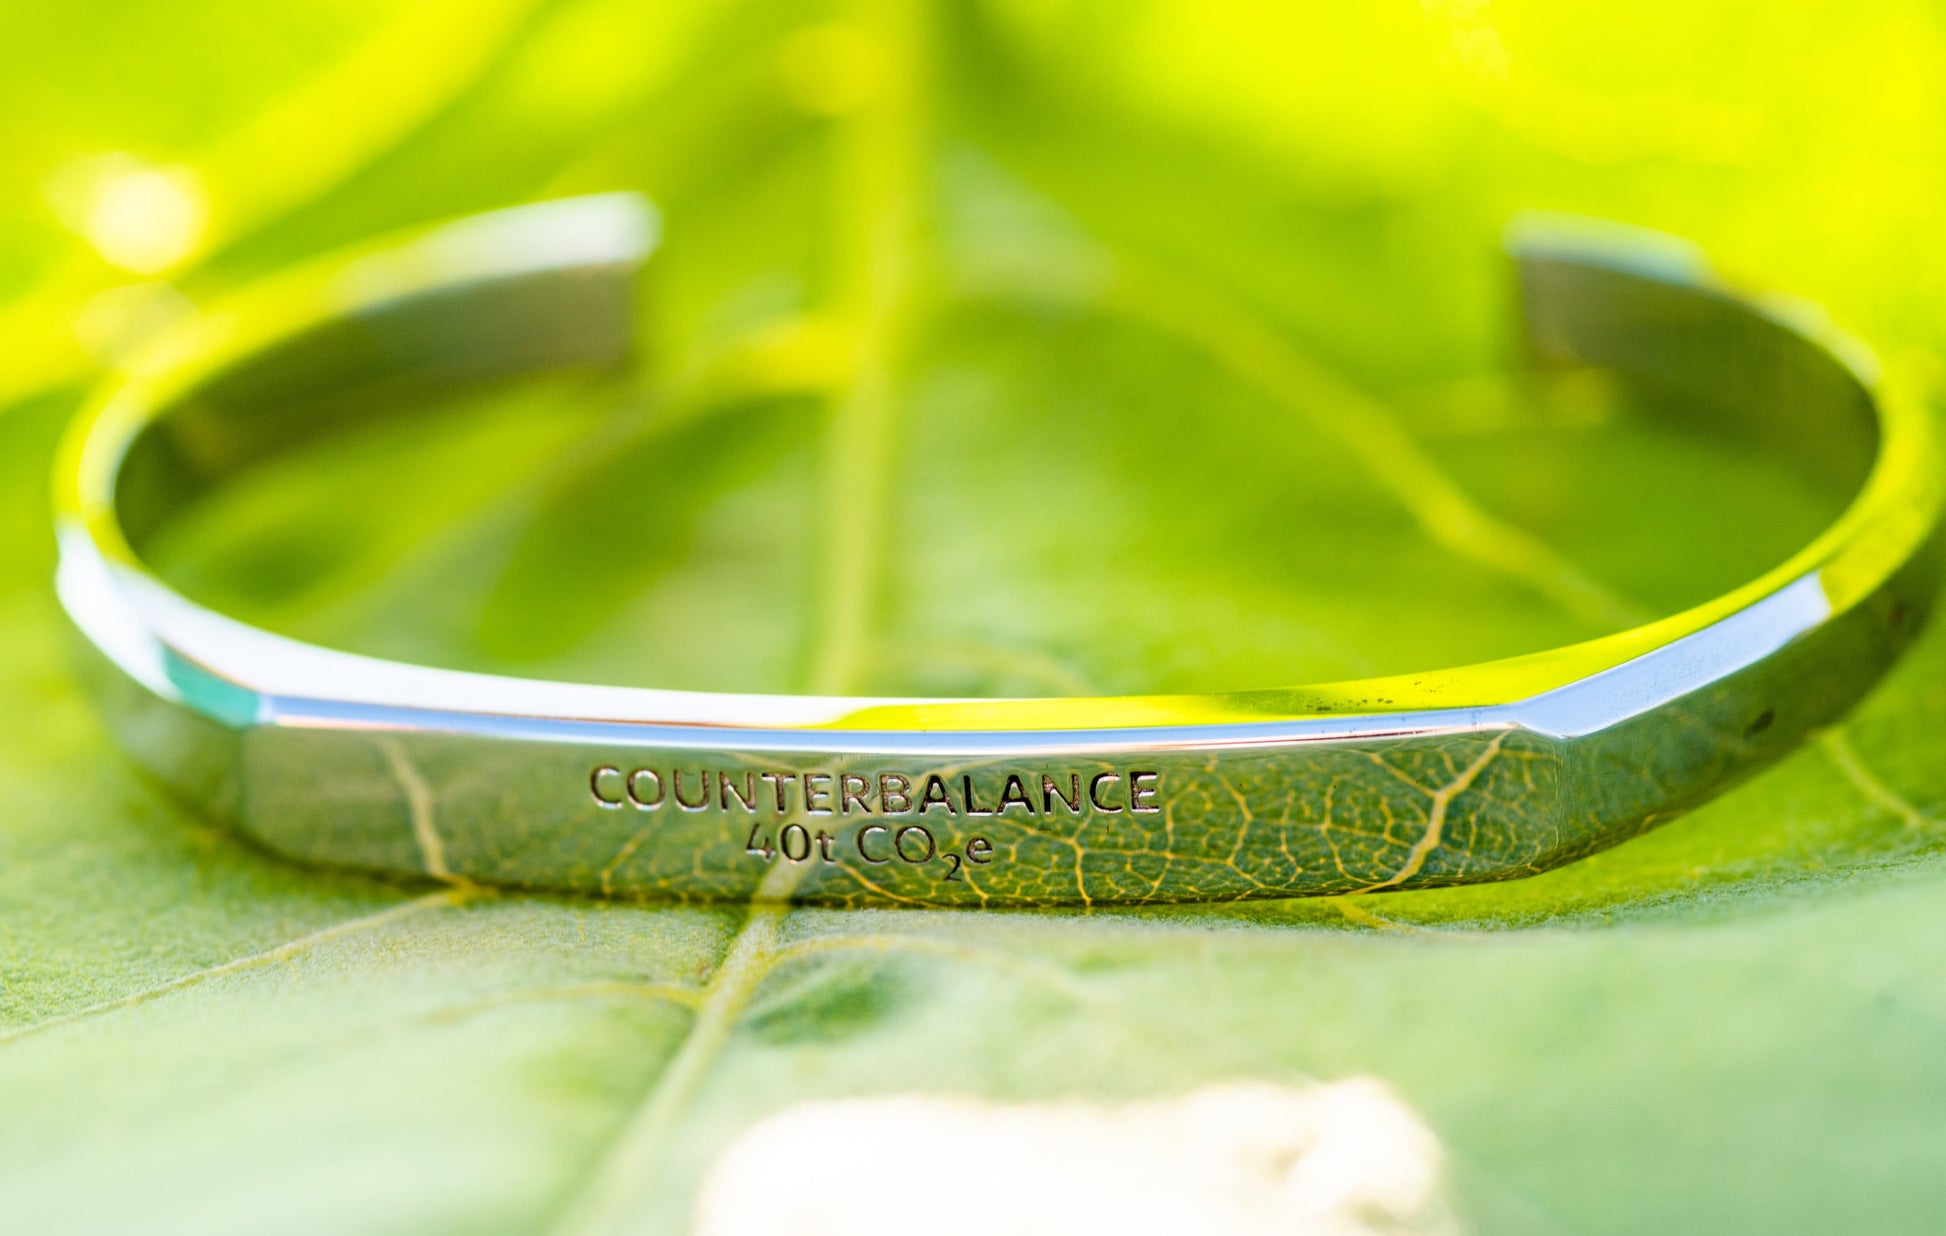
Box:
539;0;936;1227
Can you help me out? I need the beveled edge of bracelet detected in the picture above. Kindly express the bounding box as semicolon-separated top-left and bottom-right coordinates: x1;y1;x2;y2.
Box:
51;194;1944;752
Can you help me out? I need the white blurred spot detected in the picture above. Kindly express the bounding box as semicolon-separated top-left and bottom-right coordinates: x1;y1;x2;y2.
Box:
48;153;209;275
693;1080;1456;1236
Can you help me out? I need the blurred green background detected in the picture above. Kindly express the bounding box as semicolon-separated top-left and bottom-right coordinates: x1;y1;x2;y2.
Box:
7;0;1946;1231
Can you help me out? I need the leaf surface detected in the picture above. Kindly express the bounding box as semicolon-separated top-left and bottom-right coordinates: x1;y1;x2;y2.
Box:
7;1;1946;1232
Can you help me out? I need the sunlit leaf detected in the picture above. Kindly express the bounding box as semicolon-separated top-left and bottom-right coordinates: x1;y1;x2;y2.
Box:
6;0;1946;1231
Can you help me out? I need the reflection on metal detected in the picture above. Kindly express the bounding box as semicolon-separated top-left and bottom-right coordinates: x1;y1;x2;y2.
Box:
53;196;1944;905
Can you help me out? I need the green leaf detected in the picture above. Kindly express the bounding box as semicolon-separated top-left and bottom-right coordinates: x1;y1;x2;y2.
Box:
9;0;1946;1231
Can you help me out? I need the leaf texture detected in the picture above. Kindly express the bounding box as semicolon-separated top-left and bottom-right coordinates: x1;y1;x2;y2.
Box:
7;0;1946;1232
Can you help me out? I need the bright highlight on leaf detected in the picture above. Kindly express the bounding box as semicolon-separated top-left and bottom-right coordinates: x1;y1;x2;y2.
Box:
692;1082;1453;1236
48;153;208;274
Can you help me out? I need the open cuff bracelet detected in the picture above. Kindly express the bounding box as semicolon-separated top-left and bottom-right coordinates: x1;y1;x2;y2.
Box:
55;195;1943;906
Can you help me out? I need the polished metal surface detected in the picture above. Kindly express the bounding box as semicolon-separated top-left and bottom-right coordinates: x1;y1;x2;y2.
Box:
54;195;1944;905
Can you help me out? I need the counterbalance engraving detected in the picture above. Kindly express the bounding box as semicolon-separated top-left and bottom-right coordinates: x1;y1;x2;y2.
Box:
589;765;1161;816
587;764;1162;882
